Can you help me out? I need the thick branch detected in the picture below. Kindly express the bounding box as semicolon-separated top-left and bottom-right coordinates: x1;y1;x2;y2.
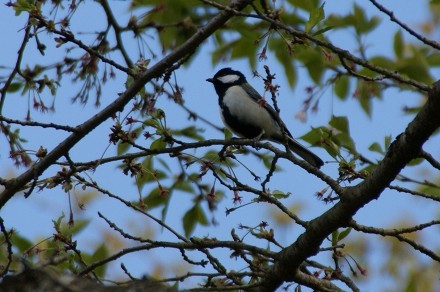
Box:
0;0;254;208
257;82;440;291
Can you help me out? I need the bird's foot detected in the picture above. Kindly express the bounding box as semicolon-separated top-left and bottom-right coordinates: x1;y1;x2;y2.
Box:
251;131;265;150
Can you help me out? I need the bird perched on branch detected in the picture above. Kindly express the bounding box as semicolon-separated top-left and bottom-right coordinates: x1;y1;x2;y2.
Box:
207;67;324;168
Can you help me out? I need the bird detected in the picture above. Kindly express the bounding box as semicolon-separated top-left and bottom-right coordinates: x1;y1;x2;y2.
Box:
206;67;324;168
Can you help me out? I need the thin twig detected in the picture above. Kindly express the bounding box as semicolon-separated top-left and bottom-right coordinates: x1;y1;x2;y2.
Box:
369;0;440;50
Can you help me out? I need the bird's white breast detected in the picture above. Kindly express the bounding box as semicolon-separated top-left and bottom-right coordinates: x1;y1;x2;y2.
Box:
221;85;280;137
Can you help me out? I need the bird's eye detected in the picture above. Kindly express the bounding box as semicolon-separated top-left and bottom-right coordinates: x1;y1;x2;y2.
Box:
217;74;240;84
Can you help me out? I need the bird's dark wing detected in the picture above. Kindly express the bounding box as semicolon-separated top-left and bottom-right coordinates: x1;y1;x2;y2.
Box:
241;82;294;138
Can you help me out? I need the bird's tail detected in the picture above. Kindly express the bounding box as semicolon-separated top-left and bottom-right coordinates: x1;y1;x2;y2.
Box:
287;137;324;168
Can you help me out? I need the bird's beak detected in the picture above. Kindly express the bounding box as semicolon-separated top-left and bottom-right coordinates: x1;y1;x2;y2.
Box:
206;78;214;83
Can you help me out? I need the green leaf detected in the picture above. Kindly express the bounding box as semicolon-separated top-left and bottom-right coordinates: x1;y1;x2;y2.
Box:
150;138;166;150
172;126;204;141
352;4;381;34
262;153;282;171
369;56;396;71
183;204;209;237
11;233;33;253
368;142;383;154
52;213;66;231
229;31;259;68
338;227;352;241
329;116;349;134
137;169;167;190
394;30;404;58
296;48;324;84
173;180;195;193
156;157;172;172
331;230;339;246
117;142;131;156
211;42;232;65
287;0;321;12
7;82;23;93
316;116;356;154
334;75;350;100
89;244;108;277
144;118;160;129
125;75;134;89
426;53;440;66
312;26;334;36
224;128;233;140
300;127;323;146
60;219;90;237
396;57;432;83
142;187;169;209
271;39;297;87
355;80;379;116
14;0;34;15
203;150;221;161
305;3;326;33
325;14;352;29
384;135;392;150
272;190;290;199
407;157;423;166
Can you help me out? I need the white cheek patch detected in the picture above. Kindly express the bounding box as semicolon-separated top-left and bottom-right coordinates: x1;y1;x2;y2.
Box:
217;74;240;84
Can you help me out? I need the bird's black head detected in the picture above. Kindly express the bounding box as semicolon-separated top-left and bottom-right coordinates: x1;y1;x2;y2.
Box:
206;68;247;96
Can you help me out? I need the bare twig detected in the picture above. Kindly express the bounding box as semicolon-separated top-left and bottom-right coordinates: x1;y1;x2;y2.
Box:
369;0;440;50
350;220;440;262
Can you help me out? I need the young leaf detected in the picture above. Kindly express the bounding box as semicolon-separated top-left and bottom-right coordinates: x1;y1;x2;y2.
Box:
334;75;350;100
338;227;352;242
183;204;208;237
329;116;349;134
394;30;404;59
368;142;383;154
305;3;326;33
272;190;290;199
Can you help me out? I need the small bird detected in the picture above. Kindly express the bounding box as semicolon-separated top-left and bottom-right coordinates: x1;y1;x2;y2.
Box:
206;68;324;168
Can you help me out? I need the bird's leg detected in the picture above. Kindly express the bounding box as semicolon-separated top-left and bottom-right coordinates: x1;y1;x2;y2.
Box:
251;130;265;149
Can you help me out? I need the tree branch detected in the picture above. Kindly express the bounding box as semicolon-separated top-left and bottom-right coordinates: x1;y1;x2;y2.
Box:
0;0;254;209
369;0;440;50
257;81;440;291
